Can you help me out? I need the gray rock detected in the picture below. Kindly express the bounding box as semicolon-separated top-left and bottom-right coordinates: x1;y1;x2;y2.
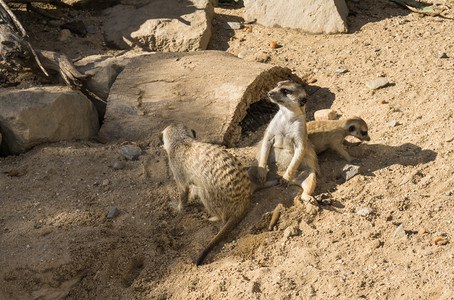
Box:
118;145;142;160
387;120;398;127
112;160;126;170
107;207;119;219
99;51;303;146
238;50;253;58
244;0;348;34
75;51;154;102
341;164;360;181
366;77;389;90
393;224;406;239
335;68;348;73
0;86;99;155
102;0;214;51
223;22;241;30
356;208;371;216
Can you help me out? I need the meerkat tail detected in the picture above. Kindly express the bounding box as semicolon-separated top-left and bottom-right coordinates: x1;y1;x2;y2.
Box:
196;214;244;266
268;203;284;231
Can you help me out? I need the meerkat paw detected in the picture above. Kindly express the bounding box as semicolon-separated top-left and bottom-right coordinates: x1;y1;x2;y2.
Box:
257;167;268;183
278;177;291;187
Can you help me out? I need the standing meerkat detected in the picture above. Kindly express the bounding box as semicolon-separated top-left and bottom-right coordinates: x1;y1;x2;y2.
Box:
162;124;251;266
307;117;370;162
255;80;319;205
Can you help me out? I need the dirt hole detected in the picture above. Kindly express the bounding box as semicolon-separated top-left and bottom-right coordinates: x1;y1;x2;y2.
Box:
239;97;278;145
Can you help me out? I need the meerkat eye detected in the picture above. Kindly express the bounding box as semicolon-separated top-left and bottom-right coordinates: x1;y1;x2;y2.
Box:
348;125;356;132
281;88;290;96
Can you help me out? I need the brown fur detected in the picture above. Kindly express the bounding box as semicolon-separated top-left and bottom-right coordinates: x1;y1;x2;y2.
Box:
254;80;319;204
307;117;370;162
162;124;251;266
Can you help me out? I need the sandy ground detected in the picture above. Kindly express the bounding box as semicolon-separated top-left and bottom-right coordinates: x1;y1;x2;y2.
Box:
1;0;454;299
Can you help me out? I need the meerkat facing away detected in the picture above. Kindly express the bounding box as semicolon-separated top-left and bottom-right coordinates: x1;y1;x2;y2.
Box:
162;124;251;266
255;80;319;204
307;117;370;162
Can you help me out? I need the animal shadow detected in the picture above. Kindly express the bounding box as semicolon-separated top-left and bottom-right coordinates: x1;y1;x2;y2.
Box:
316;142;437;194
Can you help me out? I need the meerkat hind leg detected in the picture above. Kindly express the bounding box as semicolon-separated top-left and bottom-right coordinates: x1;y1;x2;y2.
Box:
293;170;317;205
332;144;353;162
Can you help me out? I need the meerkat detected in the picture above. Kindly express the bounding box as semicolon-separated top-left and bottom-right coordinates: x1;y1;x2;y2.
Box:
307;117;370;162
162;124;251;266
255;80;319;205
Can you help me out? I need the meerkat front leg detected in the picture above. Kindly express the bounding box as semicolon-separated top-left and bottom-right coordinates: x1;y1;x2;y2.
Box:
176;183;190;212
282;144;304;185
331;143;353;162
257;136;273;183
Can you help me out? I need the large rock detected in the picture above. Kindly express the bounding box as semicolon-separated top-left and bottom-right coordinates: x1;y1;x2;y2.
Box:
75;50;155;101
99;50;302;146
102;0;214;51
244;0;348;34
0;86;99;154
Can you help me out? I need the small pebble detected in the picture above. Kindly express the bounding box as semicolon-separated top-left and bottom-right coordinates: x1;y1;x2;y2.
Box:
107;207;119;219
269;41;279;49
118;145;142;160
356;208;371;216
238;50;253;58
223;22;241;30
59;29;72;42
378;100;388;104
102;179;110;186
393;224;406;239
387;120;398;127
434;237;448;245
366;77;389;90
438;52;448;59
335;68;348;74
86;25;95;34
342;164;360;181
112;160;126;170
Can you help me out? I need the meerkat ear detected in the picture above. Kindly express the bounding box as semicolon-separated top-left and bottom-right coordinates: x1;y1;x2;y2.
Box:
348;125;356;132
191;129;197;139
298;96;308;106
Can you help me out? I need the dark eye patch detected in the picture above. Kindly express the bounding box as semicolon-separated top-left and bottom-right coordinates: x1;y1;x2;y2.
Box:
281;88;290;96
349;125;355;132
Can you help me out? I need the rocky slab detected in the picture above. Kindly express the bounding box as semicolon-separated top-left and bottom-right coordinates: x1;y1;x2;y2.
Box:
102;0;214;51
99;50;302;146
0;86;99;154
244;0;348;34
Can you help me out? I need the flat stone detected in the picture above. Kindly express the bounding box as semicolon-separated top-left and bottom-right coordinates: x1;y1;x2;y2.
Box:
366;77;389;90
341;164;360;181
102;0;214;51
244;0;348;34
223;22;241;30
0;86;99;155
112;160;126;170
387;120;398;127
356;208;371;216
99;51;302;146
393;224;406;239
107;207;119;219
118;145;142;161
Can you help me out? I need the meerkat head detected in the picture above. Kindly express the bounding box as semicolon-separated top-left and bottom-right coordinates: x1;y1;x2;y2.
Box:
267;80;308;109
344;117;370;141
162;124;197;151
